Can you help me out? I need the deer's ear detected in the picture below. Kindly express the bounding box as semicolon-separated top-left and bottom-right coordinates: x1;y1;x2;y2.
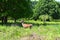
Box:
20;20;24;23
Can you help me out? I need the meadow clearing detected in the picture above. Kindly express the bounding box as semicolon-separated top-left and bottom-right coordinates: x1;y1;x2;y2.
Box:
0;20;60;40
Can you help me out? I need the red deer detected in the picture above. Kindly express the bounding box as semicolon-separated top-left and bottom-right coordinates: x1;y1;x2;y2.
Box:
20;20;32;29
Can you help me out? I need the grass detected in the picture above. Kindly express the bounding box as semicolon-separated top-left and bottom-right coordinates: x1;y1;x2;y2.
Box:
25;20;60;24
0;20;60;40
0;25;60;40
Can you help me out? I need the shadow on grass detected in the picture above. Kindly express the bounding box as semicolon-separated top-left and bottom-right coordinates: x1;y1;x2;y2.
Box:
0;22;22;27
0;22;59;27
0;22;40;27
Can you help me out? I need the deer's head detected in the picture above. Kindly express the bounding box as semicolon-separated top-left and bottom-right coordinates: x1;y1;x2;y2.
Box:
20;20;24;23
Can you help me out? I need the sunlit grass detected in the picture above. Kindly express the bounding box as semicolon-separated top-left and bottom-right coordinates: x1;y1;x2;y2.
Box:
0;25;60;40
0;20;60;40
25;20;60;24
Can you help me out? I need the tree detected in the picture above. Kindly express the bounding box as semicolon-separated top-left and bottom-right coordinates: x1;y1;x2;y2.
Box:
7;0;33;23
33;0;60;20
0;0;8;24
0;0;33;23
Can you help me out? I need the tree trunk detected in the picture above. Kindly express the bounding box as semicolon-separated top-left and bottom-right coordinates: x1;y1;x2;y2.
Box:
43;16;46;25
1;17;4;25
14;18;16;23
4;16;7;24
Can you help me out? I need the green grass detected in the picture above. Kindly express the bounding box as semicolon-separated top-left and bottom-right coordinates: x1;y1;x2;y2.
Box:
0;25;60;40
25;20;60;24
0;20;60;40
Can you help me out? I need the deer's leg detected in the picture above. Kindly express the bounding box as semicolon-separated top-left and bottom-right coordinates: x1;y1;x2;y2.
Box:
30;26;32;29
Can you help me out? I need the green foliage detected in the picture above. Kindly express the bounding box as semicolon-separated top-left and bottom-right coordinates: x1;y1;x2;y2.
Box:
0;0;33;19
39;15;52;21
0;0;8;16
7;0;33;19
33;0;60;20
0;0;33;23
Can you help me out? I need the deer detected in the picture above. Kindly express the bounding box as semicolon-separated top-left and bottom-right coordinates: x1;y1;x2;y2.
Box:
20;20;32;29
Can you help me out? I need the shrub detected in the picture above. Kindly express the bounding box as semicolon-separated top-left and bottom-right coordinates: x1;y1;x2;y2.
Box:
39;15;52;21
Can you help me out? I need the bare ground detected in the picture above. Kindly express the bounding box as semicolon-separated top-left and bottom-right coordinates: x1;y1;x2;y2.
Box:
20;33;47;40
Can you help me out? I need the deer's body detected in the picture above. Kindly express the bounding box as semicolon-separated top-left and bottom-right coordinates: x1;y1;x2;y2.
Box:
21;20;32;29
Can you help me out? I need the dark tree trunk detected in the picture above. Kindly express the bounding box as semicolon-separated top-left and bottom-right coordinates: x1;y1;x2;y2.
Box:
4;16;7;24
1;16;8;24
1;17;4;25
14;18;16;23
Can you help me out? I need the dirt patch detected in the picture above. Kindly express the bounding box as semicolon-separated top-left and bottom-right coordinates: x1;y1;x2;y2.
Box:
56;37;60;40
20;36;30;40
20;33;47;40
